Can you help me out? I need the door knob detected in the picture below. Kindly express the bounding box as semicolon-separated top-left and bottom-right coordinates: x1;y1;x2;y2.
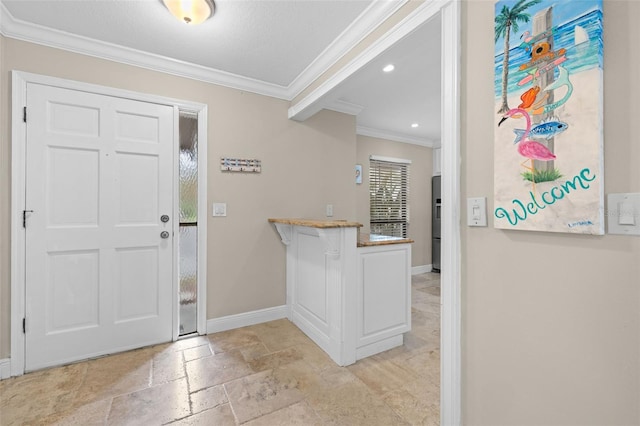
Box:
160;231;170;239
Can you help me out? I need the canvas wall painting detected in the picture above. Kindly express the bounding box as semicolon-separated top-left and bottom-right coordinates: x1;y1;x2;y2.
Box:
493;0;604;234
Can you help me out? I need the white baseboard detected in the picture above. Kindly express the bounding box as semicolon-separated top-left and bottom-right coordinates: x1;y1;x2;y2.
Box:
0;358;11;380
356;334;404;361
412;264;432;275
206;305;288;334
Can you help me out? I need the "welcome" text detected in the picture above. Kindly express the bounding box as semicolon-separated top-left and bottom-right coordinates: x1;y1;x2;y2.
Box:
494;168;596;226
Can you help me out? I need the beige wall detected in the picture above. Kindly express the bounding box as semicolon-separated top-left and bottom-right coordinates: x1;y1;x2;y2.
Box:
356;135;432;267
0;38;358;357
462;1;640;424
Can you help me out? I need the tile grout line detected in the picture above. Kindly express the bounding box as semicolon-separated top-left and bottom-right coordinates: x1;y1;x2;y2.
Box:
148;354;154;388
181;348;194;417
222;382;241;425
102;396;114;425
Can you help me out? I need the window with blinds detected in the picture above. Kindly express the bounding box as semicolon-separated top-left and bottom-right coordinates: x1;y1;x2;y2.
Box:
369;155;410;238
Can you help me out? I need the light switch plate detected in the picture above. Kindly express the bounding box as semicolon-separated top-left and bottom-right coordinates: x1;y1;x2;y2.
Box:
326;204;333;217
212;202;227;217
618;201;635;225
467;197;487;227
607;193;640;235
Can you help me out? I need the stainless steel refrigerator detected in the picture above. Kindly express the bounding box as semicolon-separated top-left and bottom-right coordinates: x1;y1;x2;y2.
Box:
432;175;441;272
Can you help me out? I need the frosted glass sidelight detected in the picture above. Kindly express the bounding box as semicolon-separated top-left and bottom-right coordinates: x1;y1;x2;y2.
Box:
179;113;198;223
179;111;198;335
179;225;197;335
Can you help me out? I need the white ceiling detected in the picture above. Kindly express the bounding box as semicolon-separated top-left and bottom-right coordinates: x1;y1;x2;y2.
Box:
325;18;441;144
0;0;441;146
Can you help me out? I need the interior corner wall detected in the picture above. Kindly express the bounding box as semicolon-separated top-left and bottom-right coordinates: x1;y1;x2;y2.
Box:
462;0;640;424
0;38;358;358
355;135;432;268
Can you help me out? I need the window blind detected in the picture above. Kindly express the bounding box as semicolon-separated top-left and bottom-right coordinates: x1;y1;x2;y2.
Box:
369;156;410;238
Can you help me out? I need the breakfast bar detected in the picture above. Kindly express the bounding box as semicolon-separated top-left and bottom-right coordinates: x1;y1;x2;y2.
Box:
269;218;412;366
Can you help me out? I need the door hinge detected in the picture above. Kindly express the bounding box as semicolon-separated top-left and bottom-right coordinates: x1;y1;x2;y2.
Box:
23;106;27;123
23;318;26;334
23;210;34;228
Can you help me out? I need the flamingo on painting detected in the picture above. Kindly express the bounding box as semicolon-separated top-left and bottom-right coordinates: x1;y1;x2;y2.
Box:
519;30;534;52
499;108;556;191
521;30;532;42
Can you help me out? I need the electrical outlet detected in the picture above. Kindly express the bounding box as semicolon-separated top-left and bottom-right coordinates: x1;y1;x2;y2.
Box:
326;204;334;217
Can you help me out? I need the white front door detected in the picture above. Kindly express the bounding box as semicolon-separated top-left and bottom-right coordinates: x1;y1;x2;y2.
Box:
24;83;175;371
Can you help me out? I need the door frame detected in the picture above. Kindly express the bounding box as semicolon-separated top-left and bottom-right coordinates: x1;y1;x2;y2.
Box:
287;1;461;422
10;71;209;376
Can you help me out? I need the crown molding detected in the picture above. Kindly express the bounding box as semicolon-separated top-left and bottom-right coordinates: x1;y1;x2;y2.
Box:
0;1;290;99
357;125;435;147
289;0;446;122
0;0;408;102
285;0;407;100
324;99;365;116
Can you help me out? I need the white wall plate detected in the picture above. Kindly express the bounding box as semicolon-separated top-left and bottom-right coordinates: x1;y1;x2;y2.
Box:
212;203;227;217
467;197;487;227
607;193;640;236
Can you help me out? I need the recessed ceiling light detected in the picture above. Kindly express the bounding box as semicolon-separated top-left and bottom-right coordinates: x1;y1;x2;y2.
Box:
382;64;395;73
411;123;419;128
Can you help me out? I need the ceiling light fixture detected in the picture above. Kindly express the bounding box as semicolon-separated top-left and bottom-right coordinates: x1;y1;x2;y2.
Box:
382;64;395;73
411;123;419;128
163;0;214;25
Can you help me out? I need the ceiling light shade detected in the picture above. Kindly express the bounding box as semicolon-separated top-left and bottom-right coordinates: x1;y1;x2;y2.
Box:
163;0;214;25
383;64;395;73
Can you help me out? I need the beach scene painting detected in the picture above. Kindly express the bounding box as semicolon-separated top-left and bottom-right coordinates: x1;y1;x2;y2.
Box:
493;0;604;234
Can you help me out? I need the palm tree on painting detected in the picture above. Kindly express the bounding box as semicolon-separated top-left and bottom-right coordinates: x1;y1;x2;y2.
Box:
495;0;542;114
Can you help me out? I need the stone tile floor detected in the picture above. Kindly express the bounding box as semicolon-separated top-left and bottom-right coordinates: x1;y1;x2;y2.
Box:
0;272;440;425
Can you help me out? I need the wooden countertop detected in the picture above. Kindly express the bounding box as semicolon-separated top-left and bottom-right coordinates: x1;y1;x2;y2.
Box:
268;218;363;228
357;233;414;247
268;219;412;246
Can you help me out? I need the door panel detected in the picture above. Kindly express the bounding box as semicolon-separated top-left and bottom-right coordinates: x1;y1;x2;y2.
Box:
47;147;100;227
48;102;100;137
47;250;100;333
25;83;175;371
115;247;159;322
116;152;159;224
116;111;161;143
